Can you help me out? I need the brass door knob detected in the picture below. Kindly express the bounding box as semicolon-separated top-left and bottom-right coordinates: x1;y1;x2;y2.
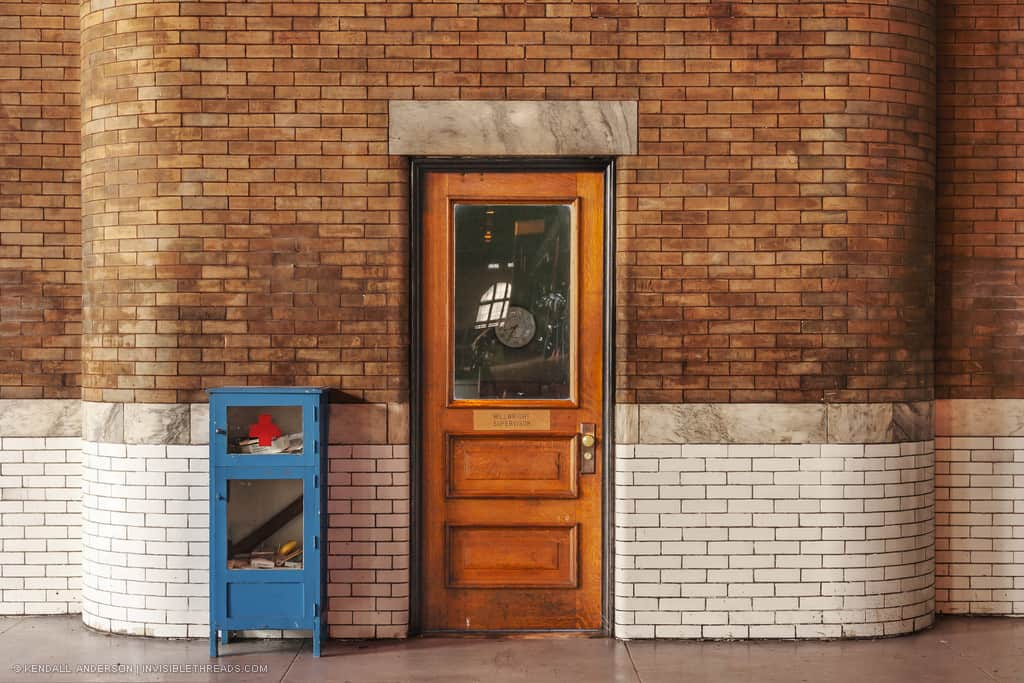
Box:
581;434;596;448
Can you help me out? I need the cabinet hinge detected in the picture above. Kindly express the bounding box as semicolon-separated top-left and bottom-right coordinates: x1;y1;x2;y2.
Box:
314;474;319;489
313;602;319;617
314;535;319;550
314;439;319;454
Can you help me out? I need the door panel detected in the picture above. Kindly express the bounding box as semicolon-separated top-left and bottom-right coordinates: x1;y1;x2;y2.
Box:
447;435;578;499
421;170;604;632
446;525;578;588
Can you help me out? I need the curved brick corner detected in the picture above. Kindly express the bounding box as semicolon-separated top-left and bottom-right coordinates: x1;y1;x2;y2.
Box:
78;0;407;405
80;439;208;638
614;0;937;404
78;402;410;639
615;438;936;639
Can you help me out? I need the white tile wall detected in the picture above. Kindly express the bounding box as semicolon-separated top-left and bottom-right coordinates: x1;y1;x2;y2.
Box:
79;439;412;639
936;435;1024;614
615;441;936;638
326;444;410;639
0;437;82;615
15;398;1024;640
80;441;209;638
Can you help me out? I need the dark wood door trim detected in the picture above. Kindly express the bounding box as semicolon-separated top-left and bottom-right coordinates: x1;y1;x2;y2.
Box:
409;158;616;635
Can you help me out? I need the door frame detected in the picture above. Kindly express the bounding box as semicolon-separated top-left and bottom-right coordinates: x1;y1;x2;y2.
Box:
409;157;616;635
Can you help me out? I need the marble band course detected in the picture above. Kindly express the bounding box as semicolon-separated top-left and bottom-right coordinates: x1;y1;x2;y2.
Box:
0;399;81;437
80;401;410;446
75;400;937;446
935;399;1024;437
616;402;934;445
21;399;1019;446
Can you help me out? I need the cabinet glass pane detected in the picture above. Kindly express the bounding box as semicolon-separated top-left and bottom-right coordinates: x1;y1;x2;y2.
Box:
453;204;573;401
226;479;303;570
226;406;303;455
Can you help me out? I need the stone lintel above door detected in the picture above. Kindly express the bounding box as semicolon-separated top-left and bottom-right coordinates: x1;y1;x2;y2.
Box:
388;100;638;156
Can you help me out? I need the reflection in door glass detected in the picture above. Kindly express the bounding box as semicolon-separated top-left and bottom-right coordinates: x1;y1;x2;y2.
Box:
453;204;572;400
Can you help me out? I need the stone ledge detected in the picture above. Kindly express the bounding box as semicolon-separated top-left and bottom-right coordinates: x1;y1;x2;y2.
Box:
388;100;638;156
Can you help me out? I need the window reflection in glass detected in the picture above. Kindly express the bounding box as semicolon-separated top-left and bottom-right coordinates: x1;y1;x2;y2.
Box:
453;204;572;401
475;282;511;329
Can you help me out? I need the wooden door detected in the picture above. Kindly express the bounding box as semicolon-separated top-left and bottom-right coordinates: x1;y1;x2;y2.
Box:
421;170;604;632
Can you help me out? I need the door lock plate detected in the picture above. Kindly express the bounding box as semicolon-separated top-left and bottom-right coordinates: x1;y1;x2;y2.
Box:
579;423;597;474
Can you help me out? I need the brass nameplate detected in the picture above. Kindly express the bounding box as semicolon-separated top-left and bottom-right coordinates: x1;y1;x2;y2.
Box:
473;410;551;431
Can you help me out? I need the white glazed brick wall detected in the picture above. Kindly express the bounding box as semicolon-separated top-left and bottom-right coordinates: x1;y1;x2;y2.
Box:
78;402;411;640
0;437;82;615
936;436;1024;615
615;441;936;638
326;444;410;639
80;440;209;638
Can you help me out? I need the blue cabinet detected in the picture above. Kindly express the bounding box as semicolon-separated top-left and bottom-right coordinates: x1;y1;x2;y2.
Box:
208;387;328;657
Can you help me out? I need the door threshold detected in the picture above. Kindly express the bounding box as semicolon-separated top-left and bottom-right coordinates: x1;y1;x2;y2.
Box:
418;629;607;639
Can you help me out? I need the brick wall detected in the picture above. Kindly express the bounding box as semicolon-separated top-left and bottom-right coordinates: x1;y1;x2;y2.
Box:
614;0;936;404
616;439;935;638
934;0;1024;616
0;435;81;615
936;0;1024;399
78;0;935;406
78;0;407;405
0;0;81;398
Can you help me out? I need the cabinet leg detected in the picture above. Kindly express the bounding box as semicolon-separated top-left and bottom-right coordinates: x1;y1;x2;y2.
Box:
210;628;218;658
221;630;229;645
313;624;321;657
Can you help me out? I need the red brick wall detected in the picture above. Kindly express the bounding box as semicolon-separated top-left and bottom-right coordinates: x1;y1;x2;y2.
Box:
615;0;936;403
0;0;80;399
74;0;935;405
936;0;1024;399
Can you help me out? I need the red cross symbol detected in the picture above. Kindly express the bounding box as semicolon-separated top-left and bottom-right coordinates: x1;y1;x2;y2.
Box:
249;414;282;446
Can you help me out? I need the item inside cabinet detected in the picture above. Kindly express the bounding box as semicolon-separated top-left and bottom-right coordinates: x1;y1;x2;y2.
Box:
227;545;304;570
231;431;303;454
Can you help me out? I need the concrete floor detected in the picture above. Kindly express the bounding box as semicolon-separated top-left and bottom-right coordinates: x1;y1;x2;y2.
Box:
0;615;1020;682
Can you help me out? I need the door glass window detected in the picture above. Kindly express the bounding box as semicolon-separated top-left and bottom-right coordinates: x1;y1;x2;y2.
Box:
452;204;573;401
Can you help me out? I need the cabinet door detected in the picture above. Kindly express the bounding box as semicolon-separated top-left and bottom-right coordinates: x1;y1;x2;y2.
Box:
215;469;312;630
212;396;321;469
